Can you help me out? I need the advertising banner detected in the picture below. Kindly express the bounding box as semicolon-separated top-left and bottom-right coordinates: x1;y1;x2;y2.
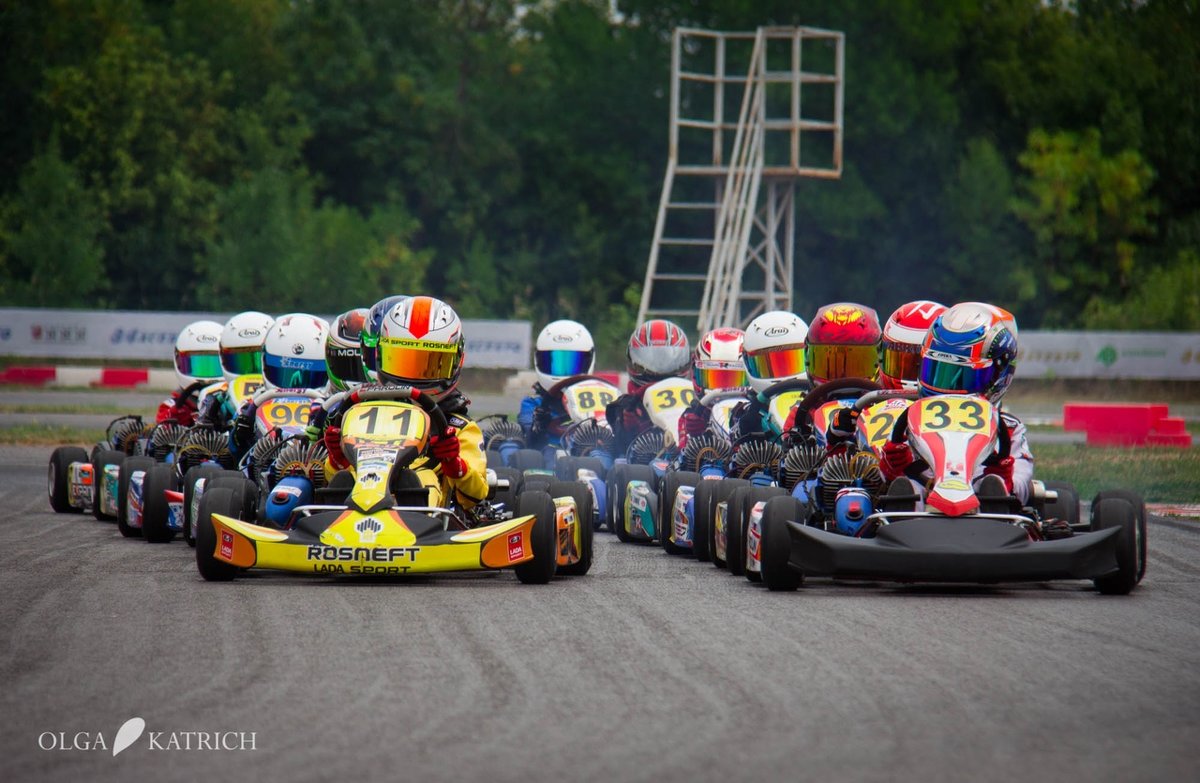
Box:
1020;331;1200;380
0;309;531;369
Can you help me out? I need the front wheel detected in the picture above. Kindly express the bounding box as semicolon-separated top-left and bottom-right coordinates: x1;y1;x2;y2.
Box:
1091;496;1140;595
659;471;700;555
1093;489;1147;584
549;481;593;576
181;465;227;547
48;446;88;514
195;487;239;582
117;456;156;538
761;496;804;591
141;464;180;543
514;491;559;584
91;450;125;521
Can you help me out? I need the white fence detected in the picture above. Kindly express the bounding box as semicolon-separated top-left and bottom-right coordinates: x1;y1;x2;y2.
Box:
0;308;531;369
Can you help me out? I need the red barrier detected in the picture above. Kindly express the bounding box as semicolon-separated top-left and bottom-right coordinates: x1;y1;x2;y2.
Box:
0;366;57;385
90;368;150;388
1062;402;1191;447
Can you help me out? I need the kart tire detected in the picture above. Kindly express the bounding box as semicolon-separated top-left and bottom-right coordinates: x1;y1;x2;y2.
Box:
728;486;786;577
606;463;631;539
1093;489;1147;582
1043;480;1080;527
48;446;88;514
514;490;558;584
181;465;227;547
491;466;523;516
117;456;156;538
485;449;506;468
554;456;580;482
691;479;721;562
510;449;546;472
1091;496;1140;595
575;456;608;481
707;479;749;569
91;449;125;521
141;464;180;543
610;463;655;543
761;496;804;591
659;471;700;555
195;487;239;582
549;481;594;576
743;487;787;583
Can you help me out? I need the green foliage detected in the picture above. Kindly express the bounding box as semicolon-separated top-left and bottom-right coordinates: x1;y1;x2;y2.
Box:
0;144;106;306
1;0;1197;353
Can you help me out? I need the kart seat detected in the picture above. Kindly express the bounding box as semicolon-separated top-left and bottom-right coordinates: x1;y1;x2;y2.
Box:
314;469;354;506
976;474;1023;515
880;477;920;513
391;468;430;507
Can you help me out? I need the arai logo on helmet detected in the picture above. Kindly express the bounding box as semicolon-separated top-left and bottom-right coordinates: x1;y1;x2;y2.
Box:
237;328;261;338
197;334;219;344
764;326;790;338
552;334;574;344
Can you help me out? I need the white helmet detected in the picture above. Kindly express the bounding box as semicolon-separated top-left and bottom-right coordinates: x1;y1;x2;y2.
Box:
742;311;809;393
378;296;465;401
173;320;223;388
219;311;274;382
693;327;748;393
535;319;595;389
262;314;330;391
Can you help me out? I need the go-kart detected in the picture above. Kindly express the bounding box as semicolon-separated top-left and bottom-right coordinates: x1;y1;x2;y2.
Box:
195;385;589;583
757;393;1146;594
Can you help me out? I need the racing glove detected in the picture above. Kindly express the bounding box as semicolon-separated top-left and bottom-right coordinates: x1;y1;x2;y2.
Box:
531;405;553;435
829;407;859;441
323;425;350;471
679;402;709;437
879;441;914;482
621;407;645;434
231;411;255;452
430;426;467;479
983;455;1015;494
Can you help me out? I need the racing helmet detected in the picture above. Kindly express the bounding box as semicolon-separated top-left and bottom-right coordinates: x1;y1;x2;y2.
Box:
219;311;274;383
173;320;224;388
693;327;748;394
880;301;947;391
377;296;465;400
919;302;1019;403
805;303;883;385
742;311;808;394
261;314;330;392
535;319;595;390
326;308;370;392
626;319;690;389
361;295;409;381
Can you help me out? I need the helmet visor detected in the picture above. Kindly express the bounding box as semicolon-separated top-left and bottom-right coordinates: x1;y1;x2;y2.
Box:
693;362;748;391
744;343;805;381
536;349;593;378
881;341;921;383
176;351;222;380
379;338;460;382
327;346;366;386
919;356;996;396
807;343;879;382
263;354;327;390
221;346;263;377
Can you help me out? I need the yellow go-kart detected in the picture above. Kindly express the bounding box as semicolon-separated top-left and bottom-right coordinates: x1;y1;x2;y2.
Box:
196;386;589;584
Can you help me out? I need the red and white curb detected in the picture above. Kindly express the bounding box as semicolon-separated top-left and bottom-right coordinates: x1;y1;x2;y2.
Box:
0;365;176;390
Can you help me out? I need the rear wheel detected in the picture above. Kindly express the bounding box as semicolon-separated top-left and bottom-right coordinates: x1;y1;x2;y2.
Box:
1093;489;1147;582
1043;480;1081;527
181;465;226;547
510;449;545;472
728;486;786;577
606;464;632;540
707;479;749;569
195;487;239;582
549;481;593;576
659;471;700;555
1091;496;1139;595
48;446;88;513
761;496;804;591
117;456;155;538
514;491;558;584
490;466;523;516
612;464;656;543
485;449;506;468
141;464;180;543
91;450;125;521
554;456;580;481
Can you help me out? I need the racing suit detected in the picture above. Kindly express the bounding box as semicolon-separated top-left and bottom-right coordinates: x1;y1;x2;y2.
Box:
156;384;203;426
317;388;488;511
517;384;569;452
605;384;653;458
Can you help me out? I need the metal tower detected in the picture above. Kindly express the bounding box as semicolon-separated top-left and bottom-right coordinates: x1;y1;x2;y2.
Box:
638;26;845;334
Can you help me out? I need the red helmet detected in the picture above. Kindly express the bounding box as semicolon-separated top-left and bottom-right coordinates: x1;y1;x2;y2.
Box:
627;319;690;388
880;300;947;390
805;302;882;385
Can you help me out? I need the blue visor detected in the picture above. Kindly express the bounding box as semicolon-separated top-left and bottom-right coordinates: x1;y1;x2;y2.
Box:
263;354;327;391
919;356;996;396
536;349;593;378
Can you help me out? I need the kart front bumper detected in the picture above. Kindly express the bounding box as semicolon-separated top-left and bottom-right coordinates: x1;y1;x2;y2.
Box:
784;516;1121;584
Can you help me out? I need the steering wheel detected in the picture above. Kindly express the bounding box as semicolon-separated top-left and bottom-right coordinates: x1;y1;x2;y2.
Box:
757;377;811;402
545;374;617;397
793;377;882;417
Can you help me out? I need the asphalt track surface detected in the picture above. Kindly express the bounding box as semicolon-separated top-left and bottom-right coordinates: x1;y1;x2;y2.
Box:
3;442;1200;783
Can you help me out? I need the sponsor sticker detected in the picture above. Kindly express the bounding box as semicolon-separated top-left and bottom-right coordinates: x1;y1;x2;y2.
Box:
219;530;234;560
507;533;524;562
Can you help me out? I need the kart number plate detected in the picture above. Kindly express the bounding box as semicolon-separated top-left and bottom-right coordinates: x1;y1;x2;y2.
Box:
645;378;696;415
342;401;430;448
562;382;618;420
916;396;993;434
257;398;311;431
858;398;913;450
230;374;264;405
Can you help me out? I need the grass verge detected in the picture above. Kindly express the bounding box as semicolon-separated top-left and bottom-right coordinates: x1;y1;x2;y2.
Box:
0;425;105;445
0;403;133;415
1035;443;1200;504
